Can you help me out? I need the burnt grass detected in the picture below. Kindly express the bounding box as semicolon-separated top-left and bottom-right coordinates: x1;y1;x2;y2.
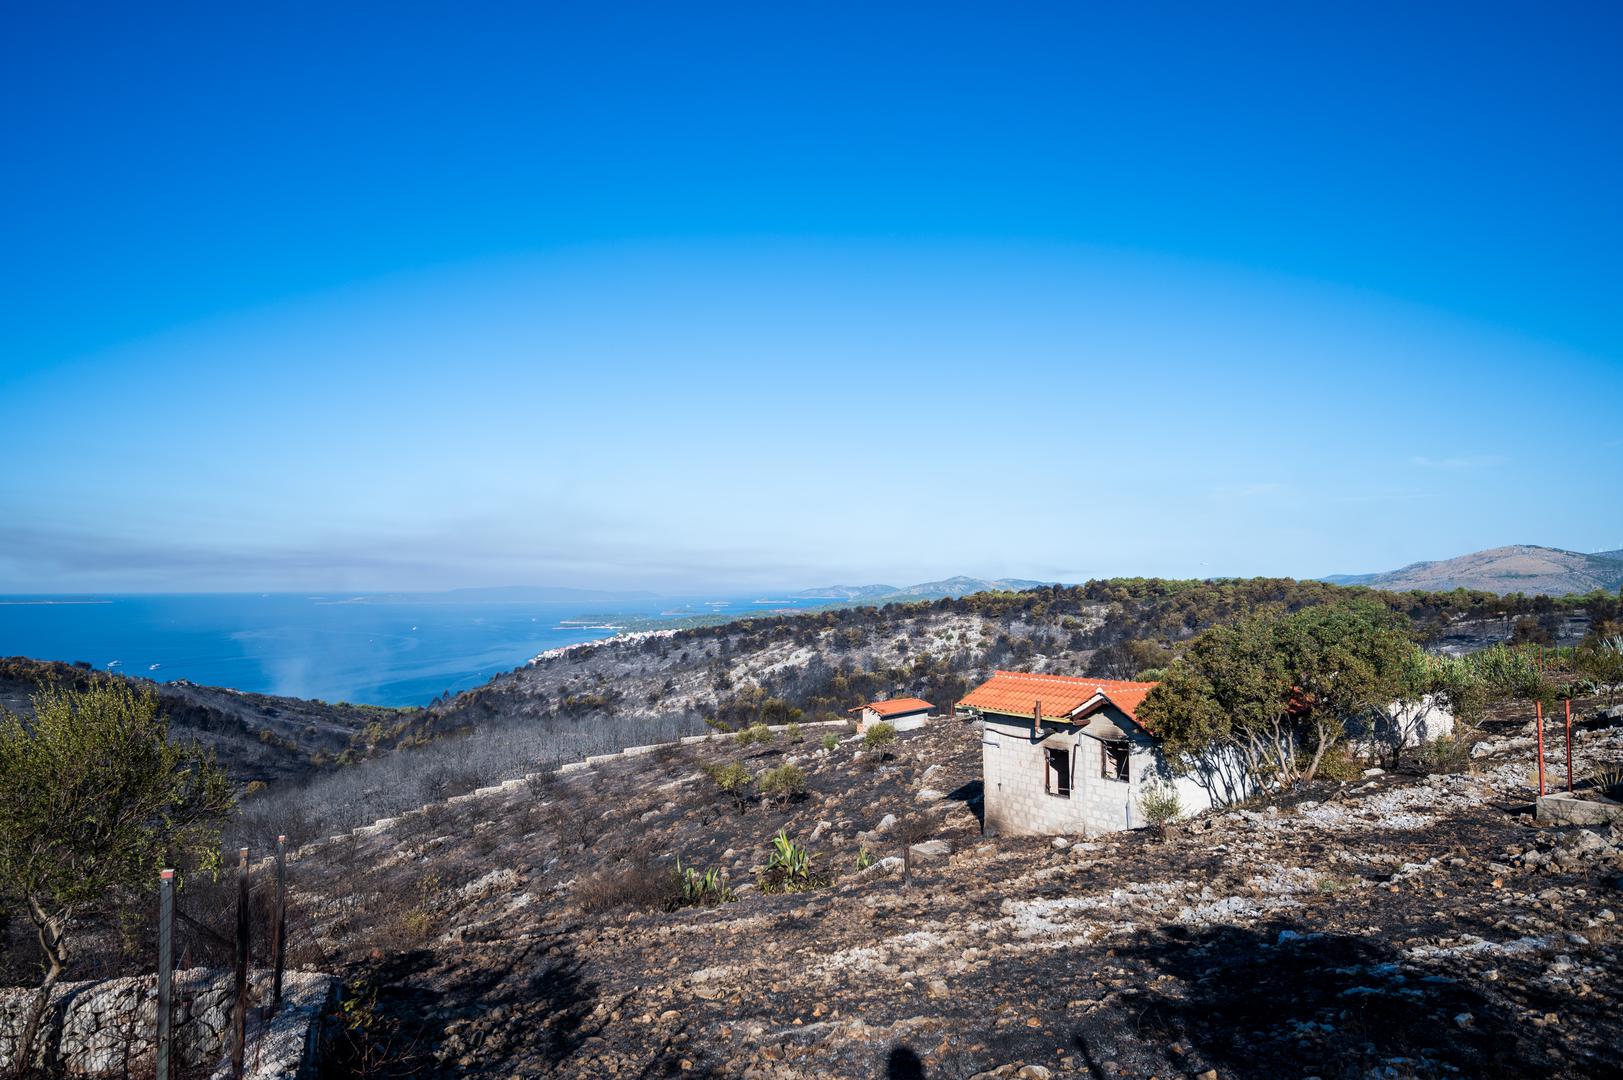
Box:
284;704;1623;1080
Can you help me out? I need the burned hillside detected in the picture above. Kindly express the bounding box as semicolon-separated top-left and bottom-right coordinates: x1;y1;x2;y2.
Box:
273;690;1623;1080
225;579;1616;843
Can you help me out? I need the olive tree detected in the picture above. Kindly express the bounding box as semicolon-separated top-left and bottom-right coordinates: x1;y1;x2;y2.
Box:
0;682;233;1073
1138;613;1296;784
1274;600;1412;780
1139;599;1414;787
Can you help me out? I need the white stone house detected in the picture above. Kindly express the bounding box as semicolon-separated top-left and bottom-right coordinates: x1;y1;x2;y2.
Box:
849;697;935;734
961;670;1245;836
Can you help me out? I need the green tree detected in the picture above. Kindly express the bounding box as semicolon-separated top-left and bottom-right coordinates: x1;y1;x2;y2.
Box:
0;682;233;1073
1139;599;1414;786
1275;600;1412;780
1139;613;1295;784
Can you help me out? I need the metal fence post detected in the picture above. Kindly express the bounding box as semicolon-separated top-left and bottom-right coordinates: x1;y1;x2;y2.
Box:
157;869;174;1080
1535;701;1547;797
231;847;249;1079
272;835;287;1010
1565;699;1574;793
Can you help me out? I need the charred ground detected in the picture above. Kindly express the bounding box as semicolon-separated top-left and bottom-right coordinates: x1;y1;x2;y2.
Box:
278;693;1623;1080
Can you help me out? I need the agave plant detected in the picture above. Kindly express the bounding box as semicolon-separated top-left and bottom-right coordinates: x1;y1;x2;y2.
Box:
674;857;735;906
1591;765;1623;802
768;828;812;878
761;829;826;894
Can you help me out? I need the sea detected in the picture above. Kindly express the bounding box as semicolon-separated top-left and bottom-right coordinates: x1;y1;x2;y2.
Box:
0;592;832;707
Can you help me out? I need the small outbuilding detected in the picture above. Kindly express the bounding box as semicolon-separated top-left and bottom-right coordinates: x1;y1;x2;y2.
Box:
960;670;1242;836
849;697;935;734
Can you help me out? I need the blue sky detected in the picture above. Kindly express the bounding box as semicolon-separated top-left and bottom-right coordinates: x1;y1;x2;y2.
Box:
3;2;1620;593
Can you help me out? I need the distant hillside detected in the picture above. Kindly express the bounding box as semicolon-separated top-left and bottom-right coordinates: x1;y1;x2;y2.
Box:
794;583;900;600
1325;544;1623;596
796;575;1050;602
0;657;421;783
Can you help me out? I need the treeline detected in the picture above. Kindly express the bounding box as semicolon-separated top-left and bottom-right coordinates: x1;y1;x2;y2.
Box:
548;576;1617;670
434;577;1616;734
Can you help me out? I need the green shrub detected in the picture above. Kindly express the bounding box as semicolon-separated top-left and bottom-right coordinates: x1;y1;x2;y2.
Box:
855;846;875;871
735;723;774;747
1315;747;1362;782
705;761;754;810
785;722;803;743
862;722;897;753
758;762;807;801
1136;781;1183;835
820;733;840;751
1576;636;1623;704
1410;733;1473;774
397;908;434;941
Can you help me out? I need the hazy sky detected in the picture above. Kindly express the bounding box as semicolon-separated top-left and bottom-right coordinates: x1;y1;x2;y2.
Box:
3;4;1621;594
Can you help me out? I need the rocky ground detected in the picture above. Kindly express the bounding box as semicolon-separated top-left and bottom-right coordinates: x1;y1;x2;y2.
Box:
277;695;1623;1080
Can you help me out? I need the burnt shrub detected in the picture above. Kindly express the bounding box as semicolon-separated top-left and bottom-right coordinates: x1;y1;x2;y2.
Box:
573;858;681;914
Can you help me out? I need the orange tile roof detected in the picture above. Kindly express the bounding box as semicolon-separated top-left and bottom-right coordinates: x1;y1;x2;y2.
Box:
849;697;935;717
957;671;1158;729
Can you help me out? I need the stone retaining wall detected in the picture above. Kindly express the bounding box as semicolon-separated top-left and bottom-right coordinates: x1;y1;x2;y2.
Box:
0;968;334;1079
332;719;851;842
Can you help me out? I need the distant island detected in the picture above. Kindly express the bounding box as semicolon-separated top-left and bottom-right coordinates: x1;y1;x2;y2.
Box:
796;576;1052;602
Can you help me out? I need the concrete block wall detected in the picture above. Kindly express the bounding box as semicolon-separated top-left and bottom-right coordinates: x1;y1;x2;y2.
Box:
980;713;1216;836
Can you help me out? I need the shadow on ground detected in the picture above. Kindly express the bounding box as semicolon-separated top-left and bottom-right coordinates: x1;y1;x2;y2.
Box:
1078;922;1584;1080
869;921;1618;1080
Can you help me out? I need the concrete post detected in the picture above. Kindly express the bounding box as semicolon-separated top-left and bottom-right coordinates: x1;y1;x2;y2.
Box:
231;847;249;1079
272;835;287;1010
156;869;174;1080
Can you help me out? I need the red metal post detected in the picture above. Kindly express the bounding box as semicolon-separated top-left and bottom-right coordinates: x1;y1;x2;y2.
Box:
1565;699;1574;794
1535;701;1546;797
